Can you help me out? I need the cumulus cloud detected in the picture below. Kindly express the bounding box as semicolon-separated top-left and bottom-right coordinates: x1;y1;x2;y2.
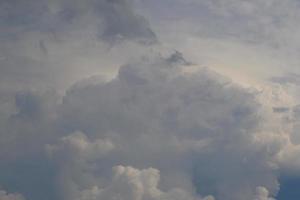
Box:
47;131;114;162
79;165;214;200
263;76;300;175
254;187;275;200
23;54;295;200
3;49;300;200
45;131;115;200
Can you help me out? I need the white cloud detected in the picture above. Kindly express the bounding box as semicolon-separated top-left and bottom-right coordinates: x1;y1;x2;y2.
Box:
254;187;275;200
46;131;115;200
47;131;114;161
79;165;213;200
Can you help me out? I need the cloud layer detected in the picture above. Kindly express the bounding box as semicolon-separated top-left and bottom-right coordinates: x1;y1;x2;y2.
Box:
1;1;300;200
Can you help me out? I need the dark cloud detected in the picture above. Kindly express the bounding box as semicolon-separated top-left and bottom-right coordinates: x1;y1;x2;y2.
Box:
95;0;157;44
166;51;193;66
0;0;157;44
273;107;290;113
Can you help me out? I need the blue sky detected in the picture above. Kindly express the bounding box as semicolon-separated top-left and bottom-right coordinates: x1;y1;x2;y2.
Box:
1;0;300;200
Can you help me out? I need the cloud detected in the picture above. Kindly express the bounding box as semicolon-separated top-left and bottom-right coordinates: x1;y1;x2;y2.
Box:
271;73;300;85
28;54;291;200
95;0;157;44
0;0;158;98
2;1;300;200
45;131;115;200
254;187;275;200
47;131;114;162
138;0;300;86
145;0;300;47
0;0;157;44
0;190;25;200
4;51;300;200
79;165;214;200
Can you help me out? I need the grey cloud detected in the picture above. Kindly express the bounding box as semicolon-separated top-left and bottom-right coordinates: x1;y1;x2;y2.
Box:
270;73;300;85
2;1;300;200
0;90;60;160
272;107;290;113
166;51;193;66
95;0;157;44
0;190;25;200
140;0;300;76
0;0;157;44
0;0;158;100
181;0;299;47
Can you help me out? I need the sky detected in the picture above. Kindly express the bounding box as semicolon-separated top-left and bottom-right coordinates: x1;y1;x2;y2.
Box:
1;0;300;200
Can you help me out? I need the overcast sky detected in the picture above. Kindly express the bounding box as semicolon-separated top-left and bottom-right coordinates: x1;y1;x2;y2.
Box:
1;0;300;200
